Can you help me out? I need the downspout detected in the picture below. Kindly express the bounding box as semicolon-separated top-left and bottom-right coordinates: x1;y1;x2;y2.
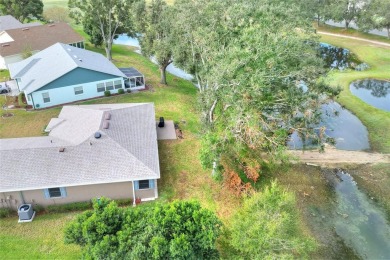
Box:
19;191;25;204
30;93;36;109
154;180;158;199
132;181;136;206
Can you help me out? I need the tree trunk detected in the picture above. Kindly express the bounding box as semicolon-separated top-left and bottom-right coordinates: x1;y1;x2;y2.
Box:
387;26;390;39
160;65;167;85
317;14;320;27
105;40;112;60
345;20;349;29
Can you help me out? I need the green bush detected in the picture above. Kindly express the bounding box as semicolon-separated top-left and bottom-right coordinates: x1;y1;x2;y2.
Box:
18;92;25;107
104;90;111;97
33;204;46;213
115;198;132;207
47;201;92;213
117;88;125;94
0;208;14;218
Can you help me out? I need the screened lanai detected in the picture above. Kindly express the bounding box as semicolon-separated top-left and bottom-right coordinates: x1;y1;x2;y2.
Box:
119;67;145;90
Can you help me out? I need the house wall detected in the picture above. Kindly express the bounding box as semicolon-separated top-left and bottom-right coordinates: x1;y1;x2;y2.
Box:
30;69;124;109
0;180;158;209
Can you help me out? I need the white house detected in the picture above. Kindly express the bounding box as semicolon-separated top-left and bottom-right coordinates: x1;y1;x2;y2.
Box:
8;43;145;109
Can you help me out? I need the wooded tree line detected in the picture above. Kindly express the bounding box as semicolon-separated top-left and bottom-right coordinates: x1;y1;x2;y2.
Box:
300;0;390;37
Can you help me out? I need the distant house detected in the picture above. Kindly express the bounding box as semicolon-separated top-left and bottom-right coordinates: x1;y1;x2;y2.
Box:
8;43;145;109
0;20;84;69
0;103;160;209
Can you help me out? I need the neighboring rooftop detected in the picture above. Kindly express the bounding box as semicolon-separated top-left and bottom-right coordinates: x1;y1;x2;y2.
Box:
119;67;144;78
0;22;83;57
0;103;160;192
8;43;126;94
0;15;40;31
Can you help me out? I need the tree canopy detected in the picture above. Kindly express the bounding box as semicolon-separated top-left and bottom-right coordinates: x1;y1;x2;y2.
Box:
134;0;174;85
357;0;390;38
65;198;222;259
226;182;316;258
0;0;43;22
68;0;135;60
171;0;339;182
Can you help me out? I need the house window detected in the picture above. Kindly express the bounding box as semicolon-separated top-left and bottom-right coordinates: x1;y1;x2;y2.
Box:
74;86;83;95
135;180;155;190
42;92;50;103
136;77;144;87
44;187;67;198
129;78;136;88
114;80;122;89
105;81;114;91
97;83;105;92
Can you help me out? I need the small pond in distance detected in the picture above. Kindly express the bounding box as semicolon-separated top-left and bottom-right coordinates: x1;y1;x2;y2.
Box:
350;79;390;112
288;101;370;151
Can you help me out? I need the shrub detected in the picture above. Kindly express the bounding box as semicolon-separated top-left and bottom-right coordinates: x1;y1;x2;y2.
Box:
18;92;25;107
47;201;92;213
33;204;46;213
117;88;125;94
115;198;132;207
0;208;14;218
104;90;111;97
126;89;131;93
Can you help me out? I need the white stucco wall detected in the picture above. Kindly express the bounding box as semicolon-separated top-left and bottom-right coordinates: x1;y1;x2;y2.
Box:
30;77;124;109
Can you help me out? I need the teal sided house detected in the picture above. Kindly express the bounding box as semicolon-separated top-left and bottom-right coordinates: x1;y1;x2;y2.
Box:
8;43;145;109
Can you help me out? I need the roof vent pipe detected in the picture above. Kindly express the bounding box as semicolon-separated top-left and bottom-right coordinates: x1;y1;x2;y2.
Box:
94;132;101;139
59;147;65;152
104;113;111;120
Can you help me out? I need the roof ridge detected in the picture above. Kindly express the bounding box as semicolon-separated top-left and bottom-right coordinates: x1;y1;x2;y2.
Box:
103;134;159;176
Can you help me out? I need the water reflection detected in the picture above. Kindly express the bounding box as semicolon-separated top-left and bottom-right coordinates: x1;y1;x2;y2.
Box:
334;170;390;259
288;101;370;151
350;79;390;111
319;43;367;71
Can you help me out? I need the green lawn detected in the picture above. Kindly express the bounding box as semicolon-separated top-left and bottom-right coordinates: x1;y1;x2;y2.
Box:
0;42;240;259
0;213;81;259
318;27;390;153
42;0;68;9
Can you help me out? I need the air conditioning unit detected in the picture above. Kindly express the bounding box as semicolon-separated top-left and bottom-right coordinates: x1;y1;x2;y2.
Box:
18;204;35;222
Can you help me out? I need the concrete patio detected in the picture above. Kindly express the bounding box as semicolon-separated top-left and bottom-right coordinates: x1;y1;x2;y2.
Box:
156;120;177;140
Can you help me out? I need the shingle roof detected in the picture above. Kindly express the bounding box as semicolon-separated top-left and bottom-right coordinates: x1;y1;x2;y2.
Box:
0;15;40;31
0;22;83;57
0;103;160;192
8;43;126;94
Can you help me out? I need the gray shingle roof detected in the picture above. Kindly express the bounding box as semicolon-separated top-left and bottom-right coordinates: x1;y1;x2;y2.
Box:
0;15;40;31
8;43;126;94
119;67;143;78
0;103;160;192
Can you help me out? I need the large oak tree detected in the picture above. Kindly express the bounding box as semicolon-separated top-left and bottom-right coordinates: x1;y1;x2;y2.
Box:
0;0;43;22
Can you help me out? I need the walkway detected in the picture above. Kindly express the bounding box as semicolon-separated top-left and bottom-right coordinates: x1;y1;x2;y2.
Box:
290;145;390;165
318;31;390;48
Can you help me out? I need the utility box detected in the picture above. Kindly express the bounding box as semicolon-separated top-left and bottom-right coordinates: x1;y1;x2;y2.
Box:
18;204;35;222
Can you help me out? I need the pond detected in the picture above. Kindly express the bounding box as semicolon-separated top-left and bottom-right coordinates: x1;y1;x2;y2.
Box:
333;170;390;259
319;43;368;71
114;35;193;80
288;101;370;151
350;79;390;112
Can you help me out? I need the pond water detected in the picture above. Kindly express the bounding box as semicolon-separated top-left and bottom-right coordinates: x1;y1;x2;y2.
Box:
350;79;390;112
319;43;367;71
288;101;370;150
114;35;193;80
333;170;390;259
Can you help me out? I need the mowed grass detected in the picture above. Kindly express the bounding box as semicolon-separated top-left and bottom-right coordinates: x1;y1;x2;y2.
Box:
0;213;81;259
318;28;390;153
42;0;68;9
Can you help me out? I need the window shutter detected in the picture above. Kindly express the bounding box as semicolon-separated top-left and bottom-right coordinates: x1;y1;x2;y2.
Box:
43;189;50;199
149;180;155;189
134;181;139;190
60;187;67;197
